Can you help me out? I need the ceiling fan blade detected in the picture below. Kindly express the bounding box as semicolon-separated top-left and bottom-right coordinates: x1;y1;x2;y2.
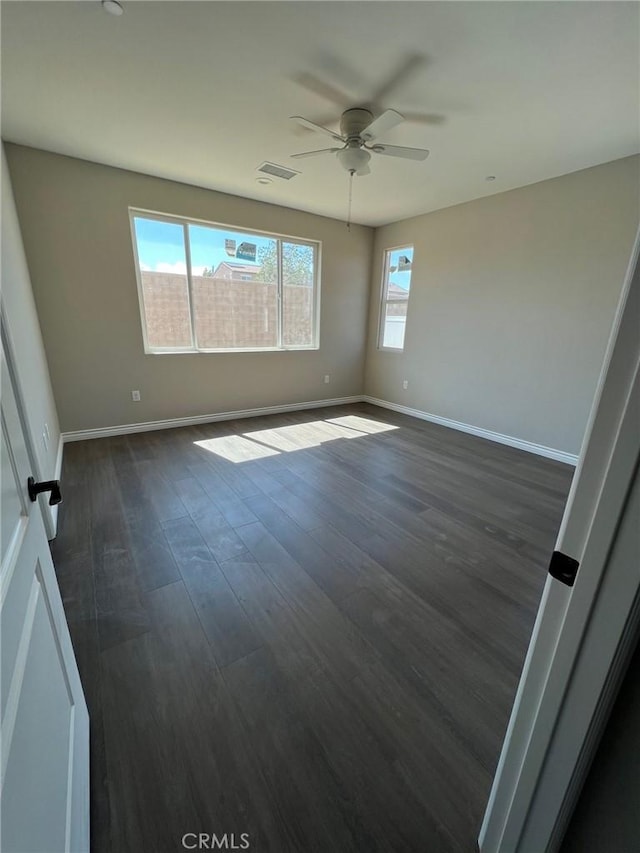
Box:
315;54;366;96
292;72;352;108
402;111;446;126
371;144;430;161
289;116;344;142
360;109;404;142
369;54;426;104
355;164;371;177
290;147;341;159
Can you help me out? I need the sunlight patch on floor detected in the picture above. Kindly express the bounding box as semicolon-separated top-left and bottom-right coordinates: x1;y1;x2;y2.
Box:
325;415;398;434
194;434;280;463
243;420;366;452
194;416;398;463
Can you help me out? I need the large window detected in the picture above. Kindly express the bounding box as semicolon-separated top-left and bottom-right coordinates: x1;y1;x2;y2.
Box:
378;246;413;351
130;210;320;353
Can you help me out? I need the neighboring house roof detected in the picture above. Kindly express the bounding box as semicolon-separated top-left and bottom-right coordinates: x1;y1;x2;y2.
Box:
212;261;262;276
388;281;409;297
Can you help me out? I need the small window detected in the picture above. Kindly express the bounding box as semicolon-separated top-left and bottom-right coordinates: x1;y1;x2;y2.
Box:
130;210;320;353
378;246;413;351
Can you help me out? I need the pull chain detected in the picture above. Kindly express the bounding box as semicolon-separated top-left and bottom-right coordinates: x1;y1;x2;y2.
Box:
347;170;354;232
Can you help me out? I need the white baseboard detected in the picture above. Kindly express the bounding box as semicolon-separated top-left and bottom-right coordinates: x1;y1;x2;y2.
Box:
362;395;579;466
61;396;364;442
60;392;578;466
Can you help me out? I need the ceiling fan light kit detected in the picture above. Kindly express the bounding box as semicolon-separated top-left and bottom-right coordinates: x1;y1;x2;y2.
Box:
336;146;371;176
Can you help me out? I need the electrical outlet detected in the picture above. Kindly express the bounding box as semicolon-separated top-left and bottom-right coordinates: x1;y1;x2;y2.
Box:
323;375;330;384
402;380;409;390
131;390;141;402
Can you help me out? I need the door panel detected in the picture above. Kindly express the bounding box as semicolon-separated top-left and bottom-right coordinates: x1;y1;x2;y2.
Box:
1;335;89;852
3;566;73;853
1;427;22;562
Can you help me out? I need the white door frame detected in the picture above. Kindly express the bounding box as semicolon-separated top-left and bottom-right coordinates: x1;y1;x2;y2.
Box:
480;227;640;852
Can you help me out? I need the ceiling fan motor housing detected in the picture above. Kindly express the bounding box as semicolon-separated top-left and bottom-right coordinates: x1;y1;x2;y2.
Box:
340;108;374;140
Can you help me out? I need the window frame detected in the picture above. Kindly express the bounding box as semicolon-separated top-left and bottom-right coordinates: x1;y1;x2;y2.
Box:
377;244;414;353
129;207;321;354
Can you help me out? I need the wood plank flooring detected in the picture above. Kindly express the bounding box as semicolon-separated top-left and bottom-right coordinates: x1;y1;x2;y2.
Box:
51;403;574;853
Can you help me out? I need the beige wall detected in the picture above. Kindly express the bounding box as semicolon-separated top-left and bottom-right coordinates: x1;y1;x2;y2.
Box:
6;144;638;455
364;156;639;455
1;146;61;537
5;145;372;433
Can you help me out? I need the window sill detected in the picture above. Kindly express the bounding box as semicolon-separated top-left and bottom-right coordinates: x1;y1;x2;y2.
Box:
145;346;320;355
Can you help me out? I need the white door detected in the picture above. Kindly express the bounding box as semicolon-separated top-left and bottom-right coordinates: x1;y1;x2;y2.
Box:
1;336;89;852
480;230;640;851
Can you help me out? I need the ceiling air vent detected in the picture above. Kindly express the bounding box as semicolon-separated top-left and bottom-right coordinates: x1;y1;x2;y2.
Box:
257;162;300;181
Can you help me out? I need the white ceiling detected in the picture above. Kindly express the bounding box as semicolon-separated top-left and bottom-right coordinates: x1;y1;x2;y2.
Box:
2;1;638;227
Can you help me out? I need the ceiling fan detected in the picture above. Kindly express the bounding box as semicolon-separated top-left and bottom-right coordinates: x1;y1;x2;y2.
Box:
291;53;446;130
289;108;429;176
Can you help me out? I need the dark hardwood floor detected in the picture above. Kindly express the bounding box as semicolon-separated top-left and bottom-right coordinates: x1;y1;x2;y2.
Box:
51;403;573;853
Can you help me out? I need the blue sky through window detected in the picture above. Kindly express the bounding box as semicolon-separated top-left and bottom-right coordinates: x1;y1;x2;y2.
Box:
388;247;413;290
133;217;272;275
